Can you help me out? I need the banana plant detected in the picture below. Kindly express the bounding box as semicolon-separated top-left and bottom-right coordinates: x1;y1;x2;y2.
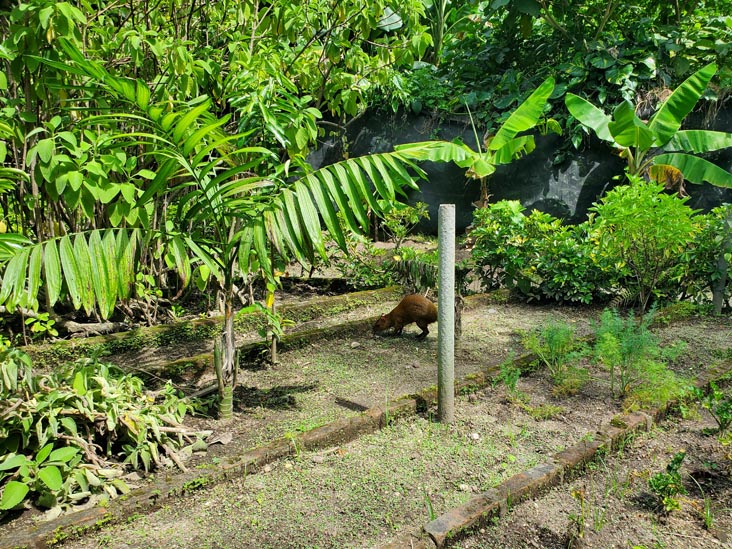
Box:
399;76;558;207
0;40;464;419
566;63;732;189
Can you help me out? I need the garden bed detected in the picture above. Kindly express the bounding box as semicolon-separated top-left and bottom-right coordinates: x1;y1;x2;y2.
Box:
1;293;730;548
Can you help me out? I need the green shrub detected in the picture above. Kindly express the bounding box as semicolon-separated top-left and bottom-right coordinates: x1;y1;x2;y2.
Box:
589;179;700;312
468;201;609;303
594;308;687;406
686;204;732;309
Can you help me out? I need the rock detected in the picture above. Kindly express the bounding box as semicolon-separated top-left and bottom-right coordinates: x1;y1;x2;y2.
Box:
350;341;361;348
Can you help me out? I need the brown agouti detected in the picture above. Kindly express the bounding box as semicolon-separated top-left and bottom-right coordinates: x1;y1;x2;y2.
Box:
373;294;437;339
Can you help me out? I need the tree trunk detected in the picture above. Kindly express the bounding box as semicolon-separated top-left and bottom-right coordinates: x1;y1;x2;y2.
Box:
216;291;237;420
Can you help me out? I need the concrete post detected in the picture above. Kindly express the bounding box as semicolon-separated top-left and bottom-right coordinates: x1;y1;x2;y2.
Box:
437;204;455;423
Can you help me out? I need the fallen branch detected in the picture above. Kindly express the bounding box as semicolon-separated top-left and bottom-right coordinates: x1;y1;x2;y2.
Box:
162;443;189;472
58;319;129;338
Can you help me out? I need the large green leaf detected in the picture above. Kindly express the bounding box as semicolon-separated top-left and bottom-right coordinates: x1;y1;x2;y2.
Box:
565;93;614;143
0;247;29;309
24;246;42;310
0;480;29;510
394;140;474;166
73;235;95;316
87;231;117;319
293;181;326;260
608;101;655;150
490;76;554;151
38;465;63;491
43;241;62;306
652;153;732;188
306;173;346;250
663;130;732;153
649;63;716;147
59;236;82;310
115;230;138;300
492;135;536;165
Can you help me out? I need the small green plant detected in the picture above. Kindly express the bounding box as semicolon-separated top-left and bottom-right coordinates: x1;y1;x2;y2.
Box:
523;319;588;396
568;488;588;541
169;304;186;319
24;312;59;341
492;353;521;395
424;489;437;521
594;308;687;407
648;451;687;513
692;383;732;434
689;474;715;530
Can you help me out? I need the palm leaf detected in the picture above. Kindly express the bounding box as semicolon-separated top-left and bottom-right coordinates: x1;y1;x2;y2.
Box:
59;236;82;310
73;235;95;316
0;248;29;309
25;246;42;310
43;240;62;306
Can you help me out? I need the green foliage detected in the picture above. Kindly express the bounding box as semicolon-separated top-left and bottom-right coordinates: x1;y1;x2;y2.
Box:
0;347;193;514
380;201;430;249
414;0;732;130
522;319;588;395
693;383;732;434
328;233;399;289
468;200;609;303
648;451;687;513
686;204;732;308
594;308;687;406
390;245;440;294
589;179;700;312
566;62;732;188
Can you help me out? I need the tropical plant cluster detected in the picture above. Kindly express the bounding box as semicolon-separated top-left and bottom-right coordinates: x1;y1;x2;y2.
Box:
468;183;732;312
0;344;197;514
405;0;732;136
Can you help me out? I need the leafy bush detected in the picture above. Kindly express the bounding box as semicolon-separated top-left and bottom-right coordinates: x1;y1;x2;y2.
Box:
379;200;430;250
0;346;197;514
589;179;700;312
468;201;610;303
686;204;732;309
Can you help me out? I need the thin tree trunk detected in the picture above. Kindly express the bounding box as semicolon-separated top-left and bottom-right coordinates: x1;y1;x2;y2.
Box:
217;289;237;420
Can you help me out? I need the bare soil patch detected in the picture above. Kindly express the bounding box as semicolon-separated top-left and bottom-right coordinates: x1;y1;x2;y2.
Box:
3;295;732;549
